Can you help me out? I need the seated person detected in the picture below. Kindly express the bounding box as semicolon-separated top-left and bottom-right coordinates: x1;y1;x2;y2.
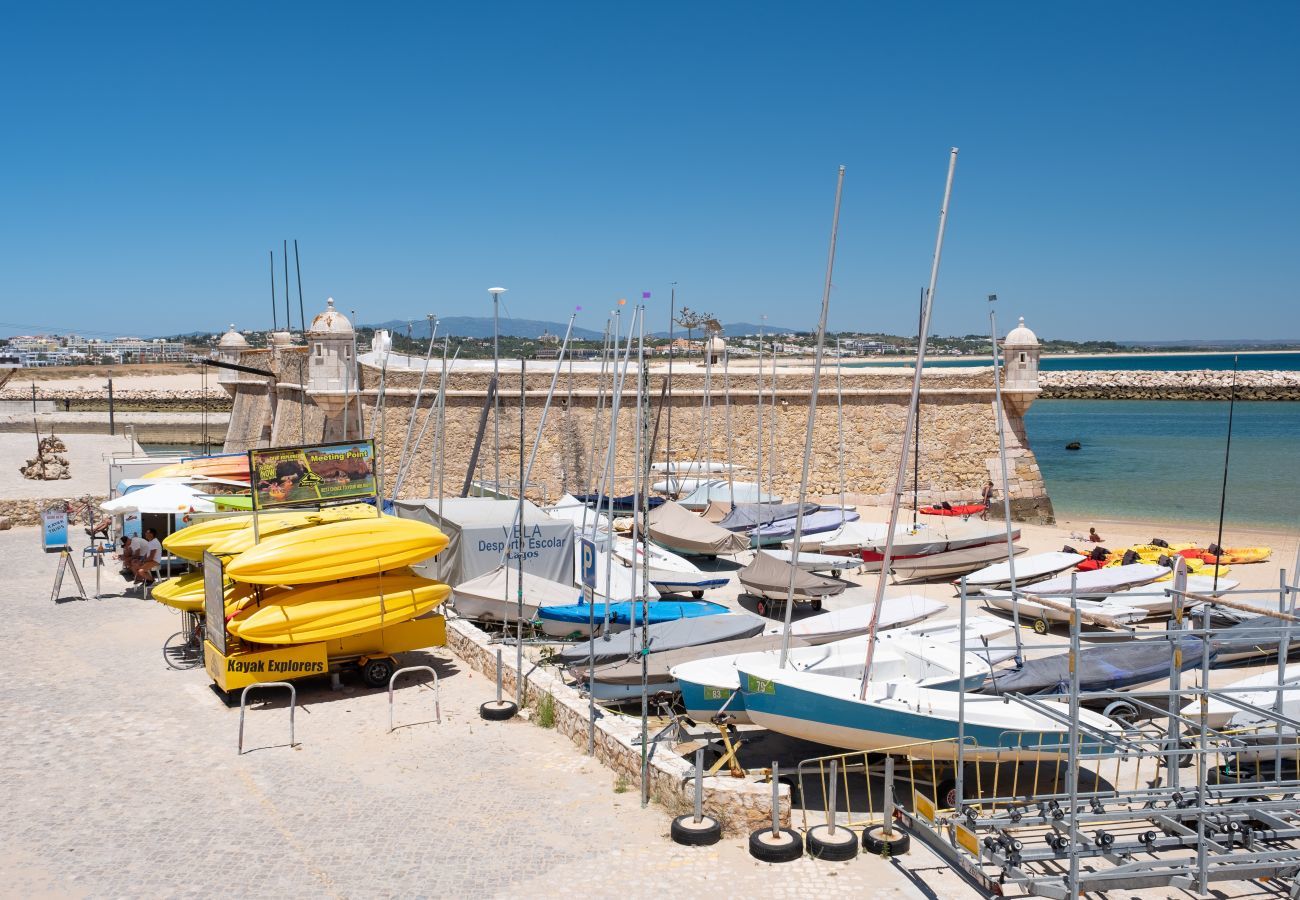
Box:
130;528;164;586
1087;527;1103;543
117;535;141;577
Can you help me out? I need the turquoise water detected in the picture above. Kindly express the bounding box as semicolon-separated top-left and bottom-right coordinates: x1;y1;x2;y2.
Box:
850;351;1300;372
1024;400;1300;530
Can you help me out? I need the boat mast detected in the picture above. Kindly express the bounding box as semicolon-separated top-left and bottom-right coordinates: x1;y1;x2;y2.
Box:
859;148;959;698
779;165;846;667
988;294;1024;663
1212;355;1239;593
756;315;764;504
835;337;846;525
913;288;924;530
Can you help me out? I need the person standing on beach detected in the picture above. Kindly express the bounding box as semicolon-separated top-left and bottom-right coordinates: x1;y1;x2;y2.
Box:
980;480;994;519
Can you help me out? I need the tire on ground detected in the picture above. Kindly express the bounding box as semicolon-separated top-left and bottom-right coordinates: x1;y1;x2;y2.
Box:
748;827;803;863
806;824;858;861
479;700;519;721
671;814;722;846
862;823;911;855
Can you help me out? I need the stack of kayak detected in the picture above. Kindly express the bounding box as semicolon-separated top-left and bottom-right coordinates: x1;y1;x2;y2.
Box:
154;512;452;647
220;517;452;645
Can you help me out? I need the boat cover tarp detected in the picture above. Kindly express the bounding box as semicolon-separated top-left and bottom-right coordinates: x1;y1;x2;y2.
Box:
394;497;573;585
540;599;729;627
677;480;775;510
1003;563;1167;596
570;492;666;514
556;612;766;665
702;500;732;523
982;619;1292;695
571;632;803;685
982;634;1204;695
647;501;750;556
753;508;861;542
544;493;611;538
451;564;579;614
718;502;819;532
738;551;846;599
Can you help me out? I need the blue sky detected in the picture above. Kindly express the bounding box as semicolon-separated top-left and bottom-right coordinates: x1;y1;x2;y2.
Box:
1;2;1296;341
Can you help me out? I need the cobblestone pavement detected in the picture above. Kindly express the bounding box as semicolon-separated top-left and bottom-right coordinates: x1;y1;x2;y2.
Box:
1;528;980;899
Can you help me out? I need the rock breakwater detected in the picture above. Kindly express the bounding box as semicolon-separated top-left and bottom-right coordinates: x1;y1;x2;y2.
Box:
0;387;231;411
1040;370;1300;400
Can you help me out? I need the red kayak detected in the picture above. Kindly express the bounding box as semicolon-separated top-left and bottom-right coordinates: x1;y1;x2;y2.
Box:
919;503;986;517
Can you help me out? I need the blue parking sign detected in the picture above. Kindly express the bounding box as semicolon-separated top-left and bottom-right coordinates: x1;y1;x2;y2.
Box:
579;537;596;589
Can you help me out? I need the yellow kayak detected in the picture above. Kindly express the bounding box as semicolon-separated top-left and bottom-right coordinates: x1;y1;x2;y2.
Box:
224;518;449;585
152;571;209;612
1222;546;1271;565
163;516;259;562
229;570;450;644
206;504;377;557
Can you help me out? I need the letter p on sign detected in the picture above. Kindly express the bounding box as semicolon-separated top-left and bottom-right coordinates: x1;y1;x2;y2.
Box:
580;537;596;589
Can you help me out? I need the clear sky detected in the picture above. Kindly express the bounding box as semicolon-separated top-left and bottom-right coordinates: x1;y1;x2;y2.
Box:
1;2;1296;342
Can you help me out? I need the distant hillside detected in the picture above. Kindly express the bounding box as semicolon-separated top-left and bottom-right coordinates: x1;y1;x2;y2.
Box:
648;321;800;338
368;316;606;341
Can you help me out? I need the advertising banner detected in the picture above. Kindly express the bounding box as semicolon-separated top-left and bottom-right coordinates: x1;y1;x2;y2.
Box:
41;507;70;552
203;551;227;656
248;440;377;510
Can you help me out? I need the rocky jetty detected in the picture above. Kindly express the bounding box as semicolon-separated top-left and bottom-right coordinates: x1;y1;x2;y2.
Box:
1040;369;1300;400
0;386;231;411
20;435;71;480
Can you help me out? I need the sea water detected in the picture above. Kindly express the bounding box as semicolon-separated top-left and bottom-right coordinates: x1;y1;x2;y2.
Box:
850;351;1300;372
1025;400;1300;530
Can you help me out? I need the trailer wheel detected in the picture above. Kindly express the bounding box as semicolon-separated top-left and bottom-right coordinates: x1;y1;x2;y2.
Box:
1033;618;1049;635
691;590;704;600
935;778;959;810
806;824;858;861
671;814;722;846
479;700;519;721
748;827;803;863
810;597;823;612
756;599;769;617
360;656;396;688
863;823;911;856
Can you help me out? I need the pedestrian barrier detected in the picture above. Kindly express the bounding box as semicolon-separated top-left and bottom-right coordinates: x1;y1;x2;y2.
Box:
237;681;297;754
388;665;441;732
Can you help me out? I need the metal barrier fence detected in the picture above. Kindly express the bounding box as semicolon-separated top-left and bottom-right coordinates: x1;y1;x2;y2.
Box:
238;682;297;754
388;665;441;732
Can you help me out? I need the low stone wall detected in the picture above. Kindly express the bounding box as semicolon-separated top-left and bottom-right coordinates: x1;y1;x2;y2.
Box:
444;617;788;834
0;387;231;412
0;497;105;527
1040;369;1300;400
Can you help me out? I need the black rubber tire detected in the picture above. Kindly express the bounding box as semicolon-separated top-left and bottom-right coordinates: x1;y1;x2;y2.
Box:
671;814;722;846
935;778;959;810
360;656;396;688
806;824;859;861
479;700;519;721
756;599;769;617
691;590;704;600
810;597;823;612
863;823;911;856
1033;618;1049;635
749;827;803;863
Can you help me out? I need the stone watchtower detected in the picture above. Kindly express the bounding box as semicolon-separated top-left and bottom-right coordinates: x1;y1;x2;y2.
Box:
992;316;1053;523
214;325;249;396
305;298;358;441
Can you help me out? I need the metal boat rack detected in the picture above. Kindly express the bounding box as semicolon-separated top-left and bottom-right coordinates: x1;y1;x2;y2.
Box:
792;570;1300;897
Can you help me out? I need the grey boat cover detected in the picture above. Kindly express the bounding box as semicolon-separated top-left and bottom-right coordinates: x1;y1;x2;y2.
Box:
738;551;847;599
981;619;1291;695
555;612;767;666
718;502;820;532
570;632;808;686
647;501;750;556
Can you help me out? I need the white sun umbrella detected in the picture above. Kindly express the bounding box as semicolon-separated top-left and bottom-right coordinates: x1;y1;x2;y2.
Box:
100;482;217;516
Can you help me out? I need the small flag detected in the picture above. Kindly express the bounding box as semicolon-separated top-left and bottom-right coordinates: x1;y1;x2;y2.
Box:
642;291;651;299
575;305;583;312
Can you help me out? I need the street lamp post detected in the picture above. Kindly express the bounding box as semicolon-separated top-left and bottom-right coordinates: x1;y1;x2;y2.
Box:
489;287;507;495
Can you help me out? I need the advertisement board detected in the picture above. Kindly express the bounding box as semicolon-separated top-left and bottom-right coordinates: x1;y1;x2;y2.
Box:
248;440;377;510
41;506;70;552
203;551;227;656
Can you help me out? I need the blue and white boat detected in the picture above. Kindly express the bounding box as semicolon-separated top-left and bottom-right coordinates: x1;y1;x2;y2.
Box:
611;538;731;596
735;656;1121;760
538;598;729;638
749;508;861;546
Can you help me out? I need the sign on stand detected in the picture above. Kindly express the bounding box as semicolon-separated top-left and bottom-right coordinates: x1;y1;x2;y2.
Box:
41;506;70;552
579;537;597;589
248;440;377;510
203;551;227;656
49;550;87;602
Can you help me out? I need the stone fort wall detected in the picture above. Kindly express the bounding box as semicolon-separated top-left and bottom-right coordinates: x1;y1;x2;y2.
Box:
230;357;1055;523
